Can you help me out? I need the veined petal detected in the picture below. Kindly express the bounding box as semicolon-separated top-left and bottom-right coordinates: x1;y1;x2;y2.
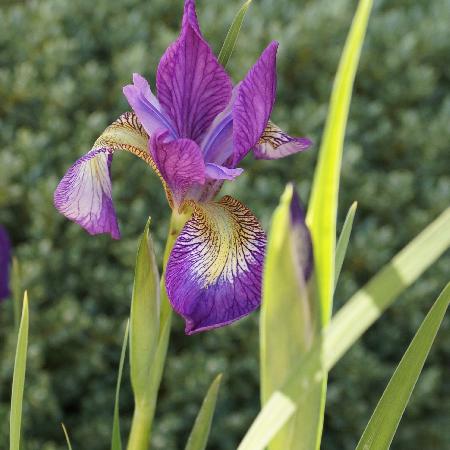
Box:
150;132;205;208
205;163;243;180
0;225;11;301
253;121;313;160
156;0;232;142
233;41;278;165
123;73;177;138
54;148;120;239
166;196;266;334
54;112;170;237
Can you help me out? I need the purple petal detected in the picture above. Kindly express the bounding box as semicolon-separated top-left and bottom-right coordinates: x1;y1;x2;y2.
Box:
290;187;313;282
205;163;243;181
54;148;120;239
0;225;11;301
253;121;313;160
233;42;278;165
123;73;177;137
165;196;267;334
150;132;205;208
156;0;232;142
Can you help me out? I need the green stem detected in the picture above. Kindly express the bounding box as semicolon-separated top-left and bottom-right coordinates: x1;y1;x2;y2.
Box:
127;210;190;450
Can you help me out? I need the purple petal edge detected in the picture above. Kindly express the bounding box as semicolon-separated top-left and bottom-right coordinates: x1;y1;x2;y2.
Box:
0;225;11;301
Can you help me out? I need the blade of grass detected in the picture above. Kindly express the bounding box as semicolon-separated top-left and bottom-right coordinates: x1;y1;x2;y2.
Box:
237;392;296;450
335;202;357;289
247;207;450;445
185;374;222;450
355;282;450;450
9;292;29;450
218;0;252;67
62;423;73;450
111;320;130;450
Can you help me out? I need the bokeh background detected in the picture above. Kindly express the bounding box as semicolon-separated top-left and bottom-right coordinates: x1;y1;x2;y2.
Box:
0;0;449;448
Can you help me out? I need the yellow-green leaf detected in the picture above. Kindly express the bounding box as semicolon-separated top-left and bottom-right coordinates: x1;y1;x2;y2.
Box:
237;392;296;450
356;283;450;450
260;184;314;450
62;423;73;450
185;374;222;450
218;0;252;68
10;292;29;450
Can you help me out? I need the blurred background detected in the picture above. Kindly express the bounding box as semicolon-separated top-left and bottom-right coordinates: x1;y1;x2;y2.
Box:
0;0;449;448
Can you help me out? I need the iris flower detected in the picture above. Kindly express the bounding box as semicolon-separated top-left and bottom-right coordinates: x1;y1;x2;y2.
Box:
54;0;311;334
0;225;11;301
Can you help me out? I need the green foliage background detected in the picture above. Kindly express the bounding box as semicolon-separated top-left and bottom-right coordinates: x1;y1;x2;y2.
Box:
0;0;448;448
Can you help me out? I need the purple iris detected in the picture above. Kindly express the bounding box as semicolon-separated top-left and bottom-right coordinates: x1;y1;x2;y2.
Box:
54;0;312;334
0;225;11;301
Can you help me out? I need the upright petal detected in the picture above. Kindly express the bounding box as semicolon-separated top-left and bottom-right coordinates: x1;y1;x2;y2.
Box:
156;0;232;142
166;196;267;334
233;41;278;165
54;148;120;239
123;73;178;138
150;132;205;208
253;121;313;160
0;225;11;301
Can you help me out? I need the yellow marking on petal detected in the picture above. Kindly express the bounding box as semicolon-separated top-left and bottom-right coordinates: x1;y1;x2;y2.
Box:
93;112;173;208
258;120;291;150
188;197;265;287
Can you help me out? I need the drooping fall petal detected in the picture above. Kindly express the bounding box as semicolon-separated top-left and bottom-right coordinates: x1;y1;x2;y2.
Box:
54;148;120;239
54;112;164;238
0;225;11;301
253;121;312;160
165;196;266;334
150;131;206;208
156;0;232;142
232;41;278;165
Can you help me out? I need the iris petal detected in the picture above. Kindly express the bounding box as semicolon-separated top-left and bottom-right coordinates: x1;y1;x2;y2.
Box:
54;112;168;237
123;73;177;138
205;163;243;181
156;0;232;142
54;148;120;239
253;121;312;160
233;41;278;165
0;225;11;301
166;196;266;334
150;132;206;208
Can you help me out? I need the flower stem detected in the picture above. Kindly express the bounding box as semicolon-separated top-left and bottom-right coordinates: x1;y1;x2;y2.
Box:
126;210;190;450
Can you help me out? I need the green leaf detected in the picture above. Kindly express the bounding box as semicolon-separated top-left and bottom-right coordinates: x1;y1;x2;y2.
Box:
248;207;450;450
355;282;450;450
324;207;450;370
129;218;160;402
111;320;129;450
11;257;22;329
185;374;222;450
10;292;29;450
218;0;252;68
237;392;296;450
260;184;314;450
62;423;74;450
335;201;357;289
306;0;373;326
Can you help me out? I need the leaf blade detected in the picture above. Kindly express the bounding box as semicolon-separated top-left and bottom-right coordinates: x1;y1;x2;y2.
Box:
335;201;357;289
355;283;450;450
62;423;74;450
185;374;222;450
9;292;29;450
237;392;296;450
111;320;130;450
218;0;252;68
